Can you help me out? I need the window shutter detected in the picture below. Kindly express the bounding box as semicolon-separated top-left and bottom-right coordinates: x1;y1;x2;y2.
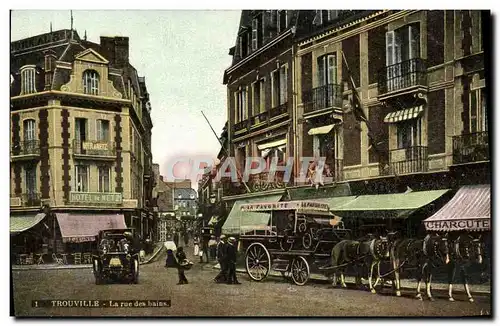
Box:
97;120;102;141
409;24;420;59
327;54;336;84
317;56;325;86
385;31;395;66
271;71;275;107
252;19;258;50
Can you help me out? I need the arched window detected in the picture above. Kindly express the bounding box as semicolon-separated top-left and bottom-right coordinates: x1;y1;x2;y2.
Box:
20;66;36;94
83;70;99;95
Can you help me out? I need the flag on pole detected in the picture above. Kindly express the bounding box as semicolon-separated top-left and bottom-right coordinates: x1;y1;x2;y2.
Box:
341;51;367;123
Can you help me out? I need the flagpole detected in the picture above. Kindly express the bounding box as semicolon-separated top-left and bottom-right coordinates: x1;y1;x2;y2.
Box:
340;51;394;176
200;111;251;193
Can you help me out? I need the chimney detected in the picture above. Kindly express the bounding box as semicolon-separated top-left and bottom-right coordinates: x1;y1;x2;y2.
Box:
99;36;116;64
114;36;129;67
43;49;57;90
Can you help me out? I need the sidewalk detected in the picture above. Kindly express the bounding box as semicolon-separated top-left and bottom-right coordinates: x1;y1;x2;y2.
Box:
200;263;491;295
12;243;165;271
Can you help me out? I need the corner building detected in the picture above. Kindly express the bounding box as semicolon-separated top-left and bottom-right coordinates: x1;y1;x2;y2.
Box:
10;29;155;257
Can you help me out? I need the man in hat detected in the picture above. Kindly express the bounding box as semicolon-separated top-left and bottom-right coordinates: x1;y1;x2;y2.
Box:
214;235;227;283
226;237;241;284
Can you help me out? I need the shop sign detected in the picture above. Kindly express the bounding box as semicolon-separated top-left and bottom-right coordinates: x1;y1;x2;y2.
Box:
240;200;330;212
82;142;109;151
70;192;123;204
11;30;68;52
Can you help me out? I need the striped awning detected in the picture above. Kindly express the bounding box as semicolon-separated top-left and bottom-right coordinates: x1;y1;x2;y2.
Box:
384;105;424;123
308;124;334;135
10;213;46;234
257;138;286;150
423;185;490;232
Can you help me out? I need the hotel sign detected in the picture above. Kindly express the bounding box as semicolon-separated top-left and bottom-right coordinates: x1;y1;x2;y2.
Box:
240;201;330;212
82;142;109;151
11;30;69;52
70;192;122;204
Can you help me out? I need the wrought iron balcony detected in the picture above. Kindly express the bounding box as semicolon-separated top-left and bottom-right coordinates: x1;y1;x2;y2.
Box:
378;58;427;96
73;139;115;158
233;120;249;133
11;140;40;157
452;131;489;165
387;146;428;175
302;84;343;113
270;102;289;118
21;192;41;207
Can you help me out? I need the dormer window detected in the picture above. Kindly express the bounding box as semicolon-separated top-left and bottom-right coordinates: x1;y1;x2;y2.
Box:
239;32;249;58
277;10;288;33
251;14;264;51
20;65;36;95
313;10;339;26
83;70;99;95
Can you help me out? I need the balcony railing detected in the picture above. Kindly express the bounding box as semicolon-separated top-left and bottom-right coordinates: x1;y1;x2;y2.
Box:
234;103;289;134
378;58;427;95
302;84;343;113
388;146;428;175
270;102;288;118
21;192;41;206
233;120;249;133
452;131;489;164
73;140;115;157
11;140;40;156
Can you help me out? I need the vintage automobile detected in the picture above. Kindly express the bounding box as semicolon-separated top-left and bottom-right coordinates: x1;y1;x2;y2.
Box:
92;228;140;285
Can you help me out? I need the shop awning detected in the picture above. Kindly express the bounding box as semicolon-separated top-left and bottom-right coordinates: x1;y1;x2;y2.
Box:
257;139;287;150
384;105;424;123
222;194;283;235
308;124;334;135
331;189;450;219
10;213;46;234
317;196;358;210
423;185;490;232
56;213;127;243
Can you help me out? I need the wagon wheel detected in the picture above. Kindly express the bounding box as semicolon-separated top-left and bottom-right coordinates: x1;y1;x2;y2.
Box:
298;222;308;233
245;243;271;281
291;256;310;286
302;233;313;250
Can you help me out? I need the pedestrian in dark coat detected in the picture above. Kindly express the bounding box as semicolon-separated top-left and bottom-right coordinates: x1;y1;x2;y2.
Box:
183;231;189;246
175;247;189;285
226;237;241;284
214;235;227;283
174;231;180;248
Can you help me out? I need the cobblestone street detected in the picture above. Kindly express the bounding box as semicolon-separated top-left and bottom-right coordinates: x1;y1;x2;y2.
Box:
12;253;491;317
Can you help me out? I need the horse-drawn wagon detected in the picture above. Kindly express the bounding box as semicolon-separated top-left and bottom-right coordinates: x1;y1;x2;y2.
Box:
238;200;351;286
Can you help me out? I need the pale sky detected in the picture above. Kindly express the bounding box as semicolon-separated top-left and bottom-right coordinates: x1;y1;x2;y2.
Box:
10;10;241;187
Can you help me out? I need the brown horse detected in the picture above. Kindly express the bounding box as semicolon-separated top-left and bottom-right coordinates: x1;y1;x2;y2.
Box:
390;234;449;300
329;236;390;293
447;234;484;302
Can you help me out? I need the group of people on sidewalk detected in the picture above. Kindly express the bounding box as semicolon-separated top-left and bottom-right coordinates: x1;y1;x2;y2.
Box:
213;235;241;285
164;233;241;285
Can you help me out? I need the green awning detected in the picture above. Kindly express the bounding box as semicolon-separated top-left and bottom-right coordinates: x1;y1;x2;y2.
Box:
222;194;283;235
10;213;46;234
330;190;450;219
316;196;358;210
287;183;351;201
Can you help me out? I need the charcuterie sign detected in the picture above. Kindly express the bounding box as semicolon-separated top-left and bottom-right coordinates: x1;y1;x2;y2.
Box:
240;201;330;212
424;218;490;231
